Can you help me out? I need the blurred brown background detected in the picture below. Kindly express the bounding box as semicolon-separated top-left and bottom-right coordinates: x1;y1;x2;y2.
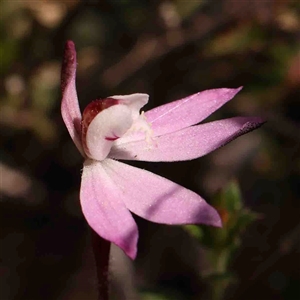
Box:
0;0;299;299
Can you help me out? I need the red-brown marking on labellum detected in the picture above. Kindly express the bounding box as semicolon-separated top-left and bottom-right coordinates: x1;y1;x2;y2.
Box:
81;98;119;155
105;133;120;141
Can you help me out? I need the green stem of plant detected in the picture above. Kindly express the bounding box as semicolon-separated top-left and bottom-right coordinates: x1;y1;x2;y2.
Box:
91;228;111;300
210;250;230;300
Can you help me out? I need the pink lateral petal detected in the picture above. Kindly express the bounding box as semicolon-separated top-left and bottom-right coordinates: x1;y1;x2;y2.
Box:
61;40;84;155
103;159;222;227
144;87;242;137
80;160;139;259
110;117;264;162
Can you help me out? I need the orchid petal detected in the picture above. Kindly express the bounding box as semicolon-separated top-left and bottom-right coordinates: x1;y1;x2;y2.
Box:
61;41;84;155
144;87;242;137
103;159;222;227
80;160;139;259
86;104;133;161
110;117;264;162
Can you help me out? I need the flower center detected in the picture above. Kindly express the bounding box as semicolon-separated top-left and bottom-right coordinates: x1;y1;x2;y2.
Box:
81;98;119;156
81;94;150;161
126;111;154;144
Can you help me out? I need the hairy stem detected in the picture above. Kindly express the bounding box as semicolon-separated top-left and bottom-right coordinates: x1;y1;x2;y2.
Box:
91;228;111;300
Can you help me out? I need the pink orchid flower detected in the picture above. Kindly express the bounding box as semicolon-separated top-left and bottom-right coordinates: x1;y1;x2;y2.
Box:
61;41;263;259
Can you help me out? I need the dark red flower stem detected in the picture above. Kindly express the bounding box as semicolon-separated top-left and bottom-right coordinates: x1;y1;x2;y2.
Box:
91;228;111;300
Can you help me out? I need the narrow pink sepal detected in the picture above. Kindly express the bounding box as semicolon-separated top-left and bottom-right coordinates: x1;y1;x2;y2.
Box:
110;117;265;162
144;87;243;137
80;160;139;259
61;40;84;155
103;159;222;227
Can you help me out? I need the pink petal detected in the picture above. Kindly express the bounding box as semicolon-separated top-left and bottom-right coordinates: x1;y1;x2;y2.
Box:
80;160;139;259
110;117;264;162
61;40;84;155
144;87;242;137
103;159;222;227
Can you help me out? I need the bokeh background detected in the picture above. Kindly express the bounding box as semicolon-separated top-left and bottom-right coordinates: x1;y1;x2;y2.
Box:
1;0;299;299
